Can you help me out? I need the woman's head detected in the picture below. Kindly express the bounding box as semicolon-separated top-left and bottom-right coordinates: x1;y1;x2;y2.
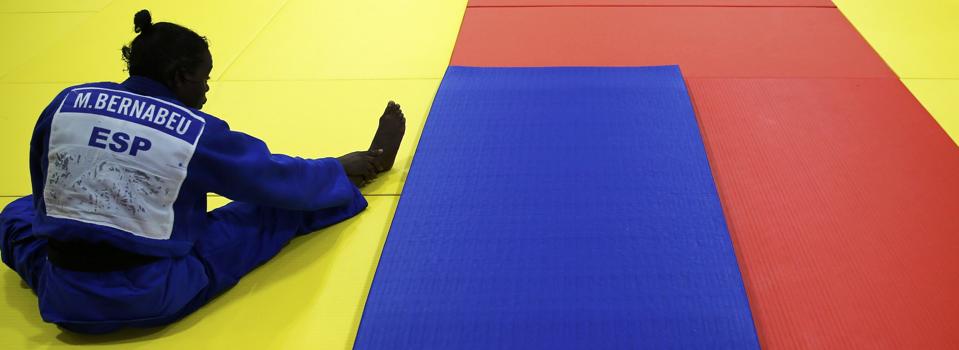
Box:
122;10;212;109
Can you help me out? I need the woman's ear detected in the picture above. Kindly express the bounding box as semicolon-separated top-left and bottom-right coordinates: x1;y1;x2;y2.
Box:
172;68;198;96
171;69;187;89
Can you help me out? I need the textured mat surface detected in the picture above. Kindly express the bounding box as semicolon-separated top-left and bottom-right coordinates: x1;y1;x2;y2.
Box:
451;7;892;78
356;66;759;349
688;77;959;349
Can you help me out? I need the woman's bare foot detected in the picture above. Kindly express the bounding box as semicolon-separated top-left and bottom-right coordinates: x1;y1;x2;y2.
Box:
369;101;406;172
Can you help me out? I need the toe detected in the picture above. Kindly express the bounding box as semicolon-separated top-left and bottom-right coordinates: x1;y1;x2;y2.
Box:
384;102;403;119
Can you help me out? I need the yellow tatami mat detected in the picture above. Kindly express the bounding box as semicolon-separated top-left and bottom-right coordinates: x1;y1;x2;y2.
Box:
0;196;399;349
220;0;466;80
2;0;288;83
834;0;959;79
0;1;113;13
0;13;92;79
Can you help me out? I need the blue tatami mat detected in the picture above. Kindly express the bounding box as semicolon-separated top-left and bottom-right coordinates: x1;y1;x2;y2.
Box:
355;66;759;349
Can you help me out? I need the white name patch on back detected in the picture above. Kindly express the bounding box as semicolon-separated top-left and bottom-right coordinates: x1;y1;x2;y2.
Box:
43;87;206;240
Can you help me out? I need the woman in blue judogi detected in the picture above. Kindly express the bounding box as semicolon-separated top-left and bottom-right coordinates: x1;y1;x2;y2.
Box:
0;9;406;334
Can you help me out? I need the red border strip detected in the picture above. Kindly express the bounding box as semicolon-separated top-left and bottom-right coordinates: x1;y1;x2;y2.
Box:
469;5;836;8
468;0;835;8
451;7;893;78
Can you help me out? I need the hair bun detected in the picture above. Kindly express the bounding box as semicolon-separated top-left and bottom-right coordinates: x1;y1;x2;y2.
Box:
133;9;153;33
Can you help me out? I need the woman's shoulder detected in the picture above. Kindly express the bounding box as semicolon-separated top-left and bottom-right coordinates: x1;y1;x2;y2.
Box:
59;81;122;93
48;82;122;104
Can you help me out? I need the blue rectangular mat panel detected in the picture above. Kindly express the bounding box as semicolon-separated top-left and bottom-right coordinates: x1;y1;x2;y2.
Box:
354;66;759;349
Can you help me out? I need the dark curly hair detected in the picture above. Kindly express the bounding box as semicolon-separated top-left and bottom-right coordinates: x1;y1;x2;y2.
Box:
121;10;209;86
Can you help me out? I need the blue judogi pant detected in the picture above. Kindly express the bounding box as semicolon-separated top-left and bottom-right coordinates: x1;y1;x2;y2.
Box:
0;194;366;333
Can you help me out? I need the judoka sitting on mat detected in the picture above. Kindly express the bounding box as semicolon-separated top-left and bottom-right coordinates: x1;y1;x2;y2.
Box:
0;9;405;334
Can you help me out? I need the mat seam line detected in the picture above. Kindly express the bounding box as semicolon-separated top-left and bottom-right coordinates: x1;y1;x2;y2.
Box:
215;0;292;81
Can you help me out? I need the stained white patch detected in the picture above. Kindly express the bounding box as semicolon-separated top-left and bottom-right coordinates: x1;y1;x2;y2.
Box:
43;88;205;240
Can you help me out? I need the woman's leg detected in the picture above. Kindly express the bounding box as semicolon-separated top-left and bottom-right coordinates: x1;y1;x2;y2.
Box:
178;192;368;314
0;195;47;291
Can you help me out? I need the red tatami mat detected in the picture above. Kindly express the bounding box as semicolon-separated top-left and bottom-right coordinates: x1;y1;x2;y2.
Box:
469;0;834;7
451;7;893;78
688;77;959;349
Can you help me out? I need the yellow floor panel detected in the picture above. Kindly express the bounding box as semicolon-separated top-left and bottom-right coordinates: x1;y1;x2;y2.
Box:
0;13;92;79
220;0;467;81
0;195;399;350
0;0;113;13
203;79;441;195
2;0;287;83
207;195;230;210
903;79;959;145
834;0;959;79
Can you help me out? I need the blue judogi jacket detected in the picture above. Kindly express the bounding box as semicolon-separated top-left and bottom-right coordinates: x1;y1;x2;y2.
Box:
27;76;361;325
